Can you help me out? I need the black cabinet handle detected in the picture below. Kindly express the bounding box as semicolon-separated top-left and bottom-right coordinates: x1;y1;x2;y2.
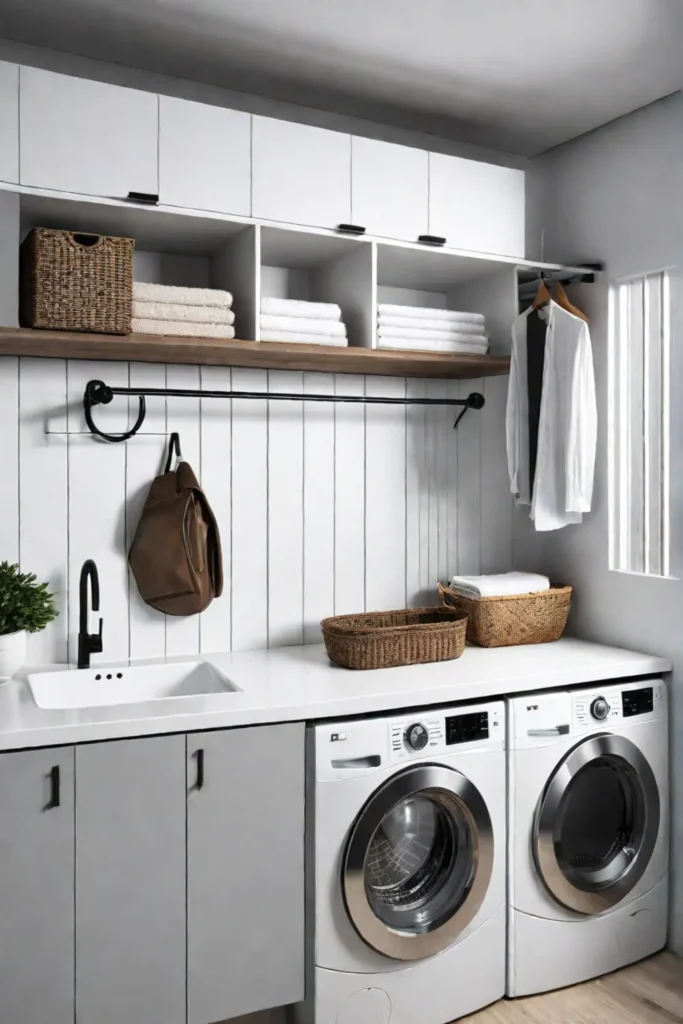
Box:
418;234;447;246
194;749;205;790
337;223;366;235
48;765;60;809
126;191;159;205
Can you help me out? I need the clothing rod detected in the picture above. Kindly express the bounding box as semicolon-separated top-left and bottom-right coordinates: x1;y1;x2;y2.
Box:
102;384;480;409
83;379;485;442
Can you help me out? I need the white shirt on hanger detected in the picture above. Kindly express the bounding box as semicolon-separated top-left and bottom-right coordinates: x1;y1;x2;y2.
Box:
506;300;597;532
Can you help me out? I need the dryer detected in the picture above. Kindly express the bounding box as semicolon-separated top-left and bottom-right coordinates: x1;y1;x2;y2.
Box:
507;679;669;997
308;700;506;1024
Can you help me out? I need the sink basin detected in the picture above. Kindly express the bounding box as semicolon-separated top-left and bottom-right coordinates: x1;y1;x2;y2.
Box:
27;661;240;710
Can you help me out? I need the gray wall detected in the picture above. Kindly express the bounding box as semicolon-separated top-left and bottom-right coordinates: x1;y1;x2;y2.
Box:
520;91;683;953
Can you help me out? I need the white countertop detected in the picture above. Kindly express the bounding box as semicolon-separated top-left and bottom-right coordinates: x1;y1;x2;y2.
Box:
0;638;670;751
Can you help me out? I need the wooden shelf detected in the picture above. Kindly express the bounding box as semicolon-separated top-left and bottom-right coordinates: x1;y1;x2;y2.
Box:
0;328;510;380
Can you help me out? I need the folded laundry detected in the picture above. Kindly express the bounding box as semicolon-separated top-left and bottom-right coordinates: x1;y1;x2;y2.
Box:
377;337;489;354
448;572;550;599
261;329;348;346
377;304;485;325
377;325;489;344
133;301;235;325
133;282;233;307
261;297;342;320
260;314;346;337
132;318;236;339
378;314;487;334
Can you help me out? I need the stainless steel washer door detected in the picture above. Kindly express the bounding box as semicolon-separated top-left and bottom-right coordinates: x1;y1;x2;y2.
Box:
342;765;494;961
534;735;660;915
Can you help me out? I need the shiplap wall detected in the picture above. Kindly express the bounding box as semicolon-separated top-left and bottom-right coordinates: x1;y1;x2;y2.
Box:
0;356;511;667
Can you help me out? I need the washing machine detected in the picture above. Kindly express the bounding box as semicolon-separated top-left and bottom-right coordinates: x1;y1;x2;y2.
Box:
507;679;669;997
309;700;506;1024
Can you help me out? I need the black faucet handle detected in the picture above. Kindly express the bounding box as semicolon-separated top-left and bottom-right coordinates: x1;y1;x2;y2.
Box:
91;618;103;654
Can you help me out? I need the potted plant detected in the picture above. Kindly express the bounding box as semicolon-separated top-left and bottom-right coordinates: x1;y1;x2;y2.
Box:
0;562;57;680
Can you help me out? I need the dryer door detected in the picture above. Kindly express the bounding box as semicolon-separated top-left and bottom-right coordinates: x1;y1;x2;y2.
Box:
342;764;494;961
534;734;660;915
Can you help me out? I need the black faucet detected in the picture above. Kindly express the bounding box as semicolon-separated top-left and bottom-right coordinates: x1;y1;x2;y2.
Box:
78;559;103;669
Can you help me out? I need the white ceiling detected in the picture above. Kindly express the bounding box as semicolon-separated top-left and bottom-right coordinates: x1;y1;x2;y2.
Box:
2;0;683;155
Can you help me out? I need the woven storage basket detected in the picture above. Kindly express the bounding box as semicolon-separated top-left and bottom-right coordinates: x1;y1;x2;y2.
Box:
438;581;572;648
20;227;134;334
321;607;467;670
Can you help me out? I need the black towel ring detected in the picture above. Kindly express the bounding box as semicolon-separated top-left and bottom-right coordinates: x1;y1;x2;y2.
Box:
83;380;147;442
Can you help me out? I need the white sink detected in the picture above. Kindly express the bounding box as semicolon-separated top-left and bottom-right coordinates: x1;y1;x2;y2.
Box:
27;660;240;710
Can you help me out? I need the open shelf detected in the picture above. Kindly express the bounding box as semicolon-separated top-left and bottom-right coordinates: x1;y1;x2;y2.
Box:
0;327;510;379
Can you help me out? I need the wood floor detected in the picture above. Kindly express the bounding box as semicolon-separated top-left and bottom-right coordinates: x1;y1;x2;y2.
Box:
460;952;683;1023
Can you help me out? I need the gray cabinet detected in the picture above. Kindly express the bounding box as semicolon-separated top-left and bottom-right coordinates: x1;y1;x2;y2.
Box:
20;67;158;198
187;723;306;1024
0;745;75;1024
0;61;18;184
75;735;187;1024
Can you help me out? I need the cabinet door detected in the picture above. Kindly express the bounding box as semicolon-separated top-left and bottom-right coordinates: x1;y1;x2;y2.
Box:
75;736;186;1024
0;746;75;1024
351;136;428;240
20;67;158;198
252;115;350;228
159;95;251;215
0;62;18;184
429;152;525;257
187;723;305;1024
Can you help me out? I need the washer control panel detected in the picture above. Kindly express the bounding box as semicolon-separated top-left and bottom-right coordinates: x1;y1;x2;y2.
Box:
389;704;503;762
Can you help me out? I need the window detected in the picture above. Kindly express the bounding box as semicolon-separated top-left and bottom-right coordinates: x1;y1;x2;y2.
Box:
608;271;670;576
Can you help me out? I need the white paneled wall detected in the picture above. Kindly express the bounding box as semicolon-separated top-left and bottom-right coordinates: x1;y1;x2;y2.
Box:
0;357;512;666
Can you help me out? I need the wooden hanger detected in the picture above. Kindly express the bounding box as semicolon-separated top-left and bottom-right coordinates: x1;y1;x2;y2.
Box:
553;281;589;323
531;276;552;310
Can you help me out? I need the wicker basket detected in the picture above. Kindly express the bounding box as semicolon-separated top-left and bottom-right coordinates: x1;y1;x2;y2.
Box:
438;582;572;648
321;607;467;670
20;227;134;334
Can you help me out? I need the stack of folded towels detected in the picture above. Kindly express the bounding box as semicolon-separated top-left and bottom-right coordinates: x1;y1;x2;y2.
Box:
377;303;489;354
260;297;348;347
448;572;550;598
132;282;235;339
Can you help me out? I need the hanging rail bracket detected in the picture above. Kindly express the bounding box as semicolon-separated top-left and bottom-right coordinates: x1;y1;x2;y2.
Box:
83;379;486;442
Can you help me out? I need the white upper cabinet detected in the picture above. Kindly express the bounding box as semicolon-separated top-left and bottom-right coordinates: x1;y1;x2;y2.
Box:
159;96;251;215
429;153;525;257
0;62;18;185
20;67;158;199
351;137;428;240
252;116;351;229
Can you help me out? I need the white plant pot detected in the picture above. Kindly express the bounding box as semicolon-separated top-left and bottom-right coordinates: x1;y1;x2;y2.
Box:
0;630;27;681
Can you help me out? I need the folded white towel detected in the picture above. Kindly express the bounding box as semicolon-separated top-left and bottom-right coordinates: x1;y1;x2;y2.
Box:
132;318;236;339
449;572;550;598
133;282;233;307
261;330;348;347
378;336;489;355
378;314;487;334
260;314;346;337
378;304;485;325
378;326;489;344
261;297;342;321
133;301;235;325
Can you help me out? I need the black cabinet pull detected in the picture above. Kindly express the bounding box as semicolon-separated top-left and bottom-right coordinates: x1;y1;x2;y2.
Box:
418;234;447;246
48;765;60;809
126;191;159;205
337;223;366;235
194;749;205;790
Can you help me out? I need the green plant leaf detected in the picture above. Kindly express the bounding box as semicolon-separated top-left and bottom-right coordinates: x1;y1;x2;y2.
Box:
0;562;58;634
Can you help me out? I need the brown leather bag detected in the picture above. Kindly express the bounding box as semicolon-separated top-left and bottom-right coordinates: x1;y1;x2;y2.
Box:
129;435;223;616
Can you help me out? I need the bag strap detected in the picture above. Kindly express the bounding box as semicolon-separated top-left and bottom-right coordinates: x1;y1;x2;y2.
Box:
164;432;183;474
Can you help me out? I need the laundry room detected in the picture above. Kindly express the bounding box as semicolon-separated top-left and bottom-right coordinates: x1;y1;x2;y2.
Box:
0;2;680;1023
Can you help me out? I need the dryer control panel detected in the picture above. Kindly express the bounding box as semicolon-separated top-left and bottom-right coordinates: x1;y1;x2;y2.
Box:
389;704;503;762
